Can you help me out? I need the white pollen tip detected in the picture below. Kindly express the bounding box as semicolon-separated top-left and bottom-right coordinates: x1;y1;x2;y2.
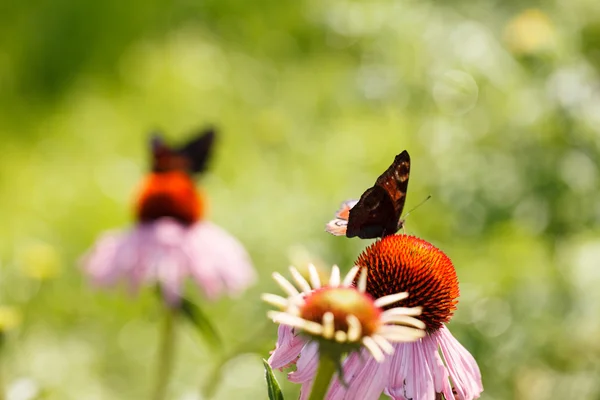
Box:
346;314;362;342
374;292;409;308
302;320;325;335
362;336;385;362
371;334;395;355
261;293;289;309
343;266;360;287
382;315;426;330
335;330;347;343
266;310;285;323
380;326;426;342
358;268;368;293
382;307;423;318
308;264;321;289
269;311;324;335
272;272;300;297
330;265;341;287
322;312;335;339
289;266;312;293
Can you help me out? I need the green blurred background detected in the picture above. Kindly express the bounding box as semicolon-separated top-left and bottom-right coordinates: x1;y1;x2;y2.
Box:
1;0;600;399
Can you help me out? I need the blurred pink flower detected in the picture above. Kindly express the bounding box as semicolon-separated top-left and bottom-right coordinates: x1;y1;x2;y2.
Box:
82;130;256;305
269;235;483;400
83;218;256;305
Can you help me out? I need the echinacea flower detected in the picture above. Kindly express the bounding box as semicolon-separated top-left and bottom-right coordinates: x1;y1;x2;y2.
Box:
264;264;427;399
82;129;256;305
269;235;483;400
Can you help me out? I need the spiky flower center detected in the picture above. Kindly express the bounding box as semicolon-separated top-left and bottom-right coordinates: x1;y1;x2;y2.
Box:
355;235;459;331
300;287;381;338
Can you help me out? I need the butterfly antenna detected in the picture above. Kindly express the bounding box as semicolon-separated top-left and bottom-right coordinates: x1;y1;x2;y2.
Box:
403;194;432;220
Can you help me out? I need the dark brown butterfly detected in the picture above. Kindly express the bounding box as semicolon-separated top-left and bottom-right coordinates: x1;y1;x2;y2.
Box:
151;127;216;174
326;150;410;239
137;127;217;225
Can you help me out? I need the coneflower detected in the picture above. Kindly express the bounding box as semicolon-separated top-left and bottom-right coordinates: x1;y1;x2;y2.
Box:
82;128;256;304
81;128;256;400
265;264;426;400
269;235;482;400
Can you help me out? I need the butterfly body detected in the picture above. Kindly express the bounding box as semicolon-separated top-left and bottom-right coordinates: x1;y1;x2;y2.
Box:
326;151;410;239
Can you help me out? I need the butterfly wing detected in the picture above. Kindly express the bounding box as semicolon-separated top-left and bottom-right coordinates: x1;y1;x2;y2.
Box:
177;127;217;174
346;150;410;239
325;200;358;236
150;132;178;172
373;150;410;224
346;186;397;238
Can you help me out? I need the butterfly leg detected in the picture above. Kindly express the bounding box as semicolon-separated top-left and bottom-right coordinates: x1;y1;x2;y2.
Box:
398;220;406;235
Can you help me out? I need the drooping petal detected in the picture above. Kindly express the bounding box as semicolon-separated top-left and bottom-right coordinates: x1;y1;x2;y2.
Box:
422;333;453;400
185;221;256;299
327;350;390;400
81;218;256;304
289;342;319;384
298;380;313;400
268;325;306;370
409;341;434;400
291;343;320;400
156;249;188;306
435;326;483;400
81;231;124;286
385;336;455;400
122;224;158;294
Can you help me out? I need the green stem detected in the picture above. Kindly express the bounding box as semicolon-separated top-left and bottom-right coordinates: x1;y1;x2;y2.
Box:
307;351;337;400
201;320;272;398
0;333;5;400
152;307;177;400
0;363;4;400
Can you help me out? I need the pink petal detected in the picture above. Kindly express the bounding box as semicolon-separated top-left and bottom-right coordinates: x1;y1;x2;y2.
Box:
385;339;444;400
80;218;257;304
185;222;256;300
80;231;124;286
289;342;319;383
299;380;313;400
422;333;453;400
435;326;483;400
268;325;306;370
156;249;188;306
403;341;436;400
327;350;389;400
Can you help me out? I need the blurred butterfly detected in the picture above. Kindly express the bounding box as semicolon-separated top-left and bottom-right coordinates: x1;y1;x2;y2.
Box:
137;127;216;225
326;150;410;239
151;127;216;174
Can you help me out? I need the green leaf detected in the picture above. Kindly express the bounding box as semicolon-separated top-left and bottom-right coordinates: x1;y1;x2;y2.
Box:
178;297;222;349
263;359;284;400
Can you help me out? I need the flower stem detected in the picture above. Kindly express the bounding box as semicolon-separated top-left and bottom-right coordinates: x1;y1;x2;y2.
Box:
0;364;4;400
152;306;177;400
0;333;5;400
307;350;337;400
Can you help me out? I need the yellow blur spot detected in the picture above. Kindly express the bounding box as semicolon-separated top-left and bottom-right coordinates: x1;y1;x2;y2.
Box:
17;241;62;281
0;306;22;332
288;245;330;283
504;9;556;55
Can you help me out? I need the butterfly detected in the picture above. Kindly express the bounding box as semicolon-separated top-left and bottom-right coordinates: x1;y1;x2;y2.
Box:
326;150;410;239
136;127;216;225
150;127;216;175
